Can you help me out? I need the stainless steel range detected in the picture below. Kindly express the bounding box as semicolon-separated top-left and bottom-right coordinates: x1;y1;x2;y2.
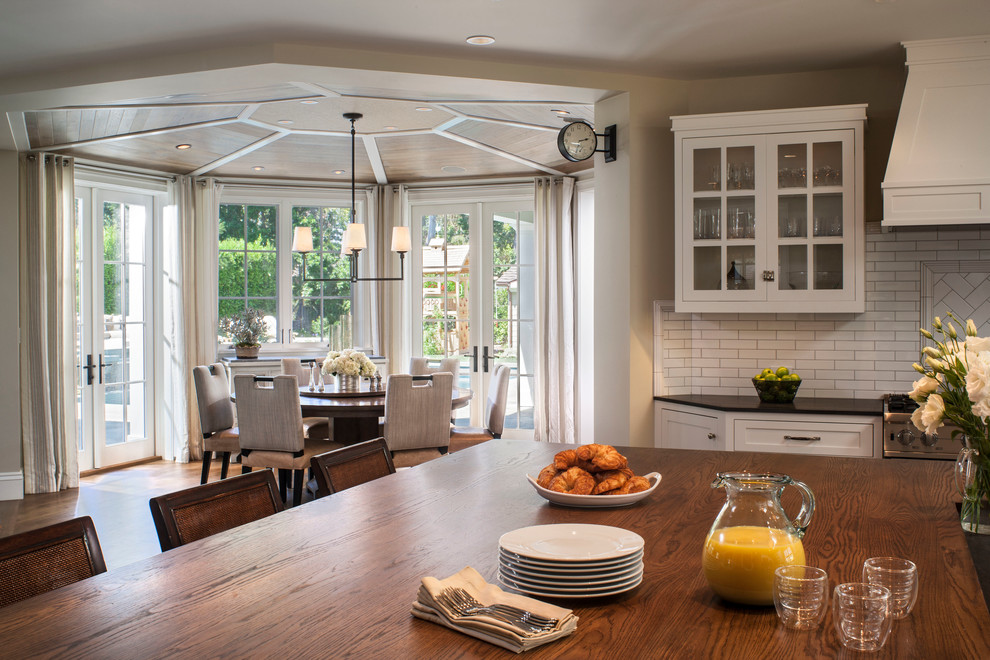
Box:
883;394;964;460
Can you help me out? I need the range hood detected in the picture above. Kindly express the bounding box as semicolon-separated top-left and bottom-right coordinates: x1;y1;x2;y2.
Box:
883;35;990;227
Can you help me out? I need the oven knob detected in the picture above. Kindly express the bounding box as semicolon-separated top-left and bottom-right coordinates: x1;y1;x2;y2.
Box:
896;429;915;446
921;432;938;447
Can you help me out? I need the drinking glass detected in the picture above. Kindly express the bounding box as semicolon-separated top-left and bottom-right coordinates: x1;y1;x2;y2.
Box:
863;557;918;619
833;583;892;652
773;565;828;629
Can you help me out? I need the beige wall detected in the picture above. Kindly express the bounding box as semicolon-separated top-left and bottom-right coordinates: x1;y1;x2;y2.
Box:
0;150;20;477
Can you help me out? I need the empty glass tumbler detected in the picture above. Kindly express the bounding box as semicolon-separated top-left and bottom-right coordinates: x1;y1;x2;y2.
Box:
833;583;893;652
773;565;828;630
863;557;918;619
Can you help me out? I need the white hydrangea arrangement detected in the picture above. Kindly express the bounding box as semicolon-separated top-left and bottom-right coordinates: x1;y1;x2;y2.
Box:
321;349;377;378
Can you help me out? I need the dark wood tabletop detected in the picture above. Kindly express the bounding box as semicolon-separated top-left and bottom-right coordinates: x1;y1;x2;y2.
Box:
1;441;987;659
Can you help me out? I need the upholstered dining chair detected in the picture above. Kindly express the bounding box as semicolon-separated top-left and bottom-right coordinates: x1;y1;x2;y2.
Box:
280;358;332;441
449;363;511;452
409;356;460;378
382;372;453;468
0;516;107;609
309;438;396;498
234;374;342;506
192;363;241;484
149;470;283;551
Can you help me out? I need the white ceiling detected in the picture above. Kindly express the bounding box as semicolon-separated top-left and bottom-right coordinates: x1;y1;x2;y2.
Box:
1;1;988;182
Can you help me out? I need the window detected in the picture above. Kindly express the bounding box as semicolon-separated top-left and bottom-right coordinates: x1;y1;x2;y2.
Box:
217;192;356;350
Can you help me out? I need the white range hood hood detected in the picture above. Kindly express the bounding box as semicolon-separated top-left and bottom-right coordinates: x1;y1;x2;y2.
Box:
882;35;990;227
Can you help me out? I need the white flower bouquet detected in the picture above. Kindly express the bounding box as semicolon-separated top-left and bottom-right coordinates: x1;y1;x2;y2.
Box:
910;313;990;532
321;348;377;378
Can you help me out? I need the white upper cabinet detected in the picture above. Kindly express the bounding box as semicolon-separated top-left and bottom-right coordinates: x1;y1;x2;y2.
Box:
672;105;867;313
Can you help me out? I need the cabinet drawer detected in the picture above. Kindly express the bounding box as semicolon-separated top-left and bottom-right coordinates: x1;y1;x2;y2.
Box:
659;408;727;451
733;418;875;457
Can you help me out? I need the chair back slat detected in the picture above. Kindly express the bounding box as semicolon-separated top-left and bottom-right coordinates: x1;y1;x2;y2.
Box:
0;516;106;609
409;357;459;377
149;470;283;551
193;363;235;435
234;374;304;453
310;438;396;497
383;373;452;452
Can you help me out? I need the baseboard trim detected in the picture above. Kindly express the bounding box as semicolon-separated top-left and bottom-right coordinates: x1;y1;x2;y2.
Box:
0;471;24;501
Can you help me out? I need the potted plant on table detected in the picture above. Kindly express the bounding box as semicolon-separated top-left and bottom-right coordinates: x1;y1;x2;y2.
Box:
219;308;268;359
910;313;990;534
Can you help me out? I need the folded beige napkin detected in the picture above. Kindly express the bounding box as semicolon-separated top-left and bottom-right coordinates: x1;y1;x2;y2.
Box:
412;566;578;653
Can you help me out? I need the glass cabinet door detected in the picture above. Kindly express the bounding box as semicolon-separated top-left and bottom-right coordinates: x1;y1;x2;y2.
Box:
768;131;854;299
683;137;763;301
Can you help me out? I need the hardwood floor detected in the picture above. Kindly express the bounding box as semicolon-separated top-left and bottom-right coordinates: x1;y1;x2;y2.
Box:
0;459;237;569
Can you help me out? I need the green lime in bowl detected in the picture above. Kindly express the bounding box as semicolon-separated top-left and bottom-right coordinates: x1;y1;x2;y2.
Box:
752;376;801;403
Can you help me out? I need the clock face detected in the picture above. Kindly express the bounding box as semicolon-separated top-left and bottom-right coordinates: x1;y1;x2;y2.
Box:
557;121;597;162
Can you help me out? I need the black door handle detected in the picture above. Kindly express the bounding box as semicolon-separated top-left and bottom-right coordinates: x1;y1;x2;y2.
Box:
482;346;490;373
98;354;113;384
470;346;478;373
83;354;95;385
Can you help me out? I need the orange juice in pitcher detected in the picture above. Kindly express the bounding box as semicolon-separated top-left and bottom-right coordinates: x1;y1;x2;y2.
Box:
702;473;815;606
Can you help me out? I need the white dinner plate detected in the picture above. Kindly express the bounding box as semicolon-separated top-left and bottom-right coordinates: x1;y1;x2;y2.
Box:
498;571;644;598
498;523;645;562
499;561;644;588
526;472;662;508
498;548;644;574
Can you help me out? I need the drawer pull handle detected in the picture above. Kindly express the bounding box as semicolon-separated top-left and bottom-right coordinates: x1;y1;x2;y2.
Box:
707;433;716;440
784;435;821;442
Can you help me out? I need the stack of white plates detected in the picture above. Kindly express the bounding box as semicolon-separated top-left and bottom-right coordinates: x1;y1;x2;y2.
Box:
497;523;645;598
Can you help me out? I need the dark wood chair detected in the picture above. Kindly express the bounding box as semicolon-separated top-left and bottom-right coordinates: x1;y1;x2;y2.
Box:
310;438;396;498
0;516;107;609
149;470;283;552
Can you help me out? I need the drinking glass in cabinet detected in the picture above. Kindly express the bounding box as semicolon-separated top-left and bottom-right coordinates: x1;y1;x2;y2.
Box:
778;196;807;238
812;142;842;186
693;148;721;192
694;201;721;240
727;200;755;239
778;144;807;188
813;194;842;236
726;146;755;190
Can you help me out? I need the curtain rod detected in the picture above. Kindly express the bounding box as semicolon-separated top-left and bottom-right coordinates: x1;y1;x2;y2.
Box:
73;161;176;183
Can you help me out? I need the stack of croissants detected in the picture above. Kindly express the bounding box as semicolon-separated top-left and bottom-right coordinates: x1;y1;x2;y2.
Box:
536;444;651;495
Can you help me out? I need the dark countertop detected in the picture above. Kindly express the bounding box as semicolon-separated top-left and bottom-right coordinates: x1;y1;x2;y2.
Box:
655;393;882;416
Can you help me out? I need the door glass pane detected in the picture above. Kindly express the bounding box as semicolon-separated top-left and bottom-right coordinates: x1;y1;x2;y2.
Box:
104;385;126;446
726;146;755;190
727;197;755;239
813;194;843;237
779;245;808;291
813;142;843;186
778;144;807;188
778;195;808;238
694;246;721;291
125;264;144;322
218;203;278;343
814;244;843;290
694;200;721;240
726;246;756;291
693;147;721;192
420;212;470;362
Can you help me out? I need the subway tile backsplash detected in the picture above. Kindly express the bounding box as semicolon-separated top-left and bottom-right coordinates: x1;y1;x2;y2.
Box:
654;225;990;399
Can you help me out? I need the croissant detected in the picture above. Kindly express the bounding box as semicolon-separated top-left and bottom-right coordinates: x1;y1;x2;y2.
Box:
548;467;595;495
553;448;578;471
537;464;560;489
605;476;651;495
591;468;634;495
576;443;629;471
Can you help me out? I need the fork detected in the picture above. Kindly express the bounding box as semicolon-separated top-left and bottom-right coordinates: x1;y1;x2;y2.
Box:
436;587;559;632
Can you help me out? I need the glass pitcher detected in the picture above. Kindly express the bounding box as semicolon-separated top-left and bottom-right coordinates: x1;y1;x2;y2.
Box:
702;472;815;605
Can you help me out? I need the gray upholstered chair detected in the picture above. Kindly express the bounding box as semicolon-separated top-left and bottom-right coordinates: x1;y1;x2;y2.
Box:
382;372;453;468
234;374;343;506
310;438;396;498
409;356;460;378
280;358;332;441
449;363;511;452
192;363;241;484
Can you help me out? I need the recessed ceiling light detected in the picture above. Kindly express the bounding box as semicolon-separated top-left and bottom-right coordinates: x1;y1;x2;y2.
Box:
332;170;346;175
465;35;495;46
175;144;191;150
442;165;467;174
552;109;570;116
277;119;294;125
301;99;319;104
384;126;398;130
252;166;265;171
415;107;433;112
783;154;797;158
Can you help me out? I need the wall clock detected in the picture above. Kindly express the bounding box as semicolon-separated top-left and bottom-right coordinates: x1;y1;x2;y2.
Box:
556;121;617;163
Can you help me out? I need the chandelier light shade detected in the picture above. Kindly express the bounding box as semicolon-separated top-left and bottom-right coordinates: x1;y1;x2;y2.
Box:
292;112;408;283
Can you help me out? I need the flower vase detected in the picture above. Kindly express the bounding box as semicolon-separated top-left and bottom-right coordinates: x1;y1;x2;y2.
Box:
956;439;990;535
336;374;360;392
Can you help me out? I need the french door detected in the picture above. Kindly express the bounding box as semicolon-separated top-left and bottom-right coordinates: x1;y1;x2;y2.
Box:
411;199;535;438
75;188;155;470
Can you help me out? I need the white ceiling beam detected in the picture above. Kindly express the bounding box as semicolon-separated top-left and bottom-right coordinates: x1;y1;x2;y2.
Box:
41;118;241;150
436;130;565;176
6;112;29;151
49;96;322;110
288;82;343;98
189;132;287;176
440;110;559;132
362;135;388;184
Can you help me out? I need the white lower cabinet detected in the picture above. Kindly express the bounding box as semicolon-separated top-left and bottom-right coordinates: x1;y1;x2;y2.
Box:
656;401;880;458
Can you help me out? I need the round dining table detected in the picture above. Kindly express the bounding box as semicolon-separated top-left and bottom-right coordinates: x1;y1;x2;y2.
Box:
233;379;472;445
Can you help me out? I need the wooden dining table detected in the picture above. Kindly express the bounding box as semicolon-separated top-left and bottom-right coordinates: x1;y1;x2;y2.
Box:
1;441;988;658
232;380;472;445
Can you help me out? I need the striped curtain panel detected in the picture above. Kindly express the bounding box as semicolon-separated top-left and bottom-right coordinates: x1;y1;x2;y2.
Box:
533;176;576;444
19;154;79;493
